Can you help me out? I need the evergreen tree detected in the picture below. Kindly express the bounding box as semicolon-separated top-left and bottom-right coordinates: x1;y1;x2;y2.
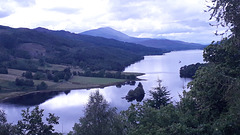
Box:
147;80;171;109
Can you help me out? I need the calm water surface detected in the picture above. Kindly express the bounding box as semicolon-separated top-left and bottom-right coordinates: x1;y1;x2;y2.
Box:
0;50;204;133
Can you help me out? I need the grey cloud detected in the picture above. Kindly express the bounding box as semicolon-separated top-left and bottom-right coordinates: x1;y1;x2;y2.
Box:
109;0;155;20
0;0;35;18
48;7;80;14
0;10;13;18
111;8;145;20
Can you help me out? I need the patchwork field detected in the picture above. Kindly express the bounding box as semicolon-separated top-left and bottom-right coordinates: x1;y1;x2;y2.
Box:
0;67;130;101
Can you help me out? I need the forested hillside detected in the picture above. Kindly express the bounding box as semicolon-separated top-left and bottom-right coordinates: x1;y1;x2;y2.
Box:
0;25;164;71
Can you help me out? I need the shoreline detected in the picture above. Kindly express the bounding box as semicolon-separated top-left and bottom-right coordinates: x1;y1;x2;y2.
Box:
0;77;143;103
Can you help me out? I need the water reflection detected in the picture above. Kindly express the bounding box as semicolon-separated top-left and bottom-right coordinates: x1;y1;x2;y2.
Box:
2;91;62;106
0;50;204;133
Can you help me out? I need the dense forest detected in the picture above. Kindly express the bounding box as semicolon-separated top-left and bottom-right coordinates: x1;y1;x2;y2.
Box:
1;0;240;135
180;63;207;78
0;26;164;71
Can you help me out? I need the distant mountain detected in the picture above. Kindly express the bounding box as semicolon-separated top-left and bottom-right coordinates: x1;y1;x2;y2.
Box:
81;27;131;41
0;25;164;71
81;27;206;51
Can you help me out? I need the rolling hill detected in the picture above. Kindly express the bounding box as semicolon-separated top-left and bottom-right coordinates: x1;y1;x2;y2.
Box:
81;27;206;51
0;25;164;71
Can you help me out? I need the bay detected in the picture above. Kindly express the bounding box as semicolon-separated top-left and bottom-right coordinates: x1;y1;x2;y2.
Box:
0;50;204;133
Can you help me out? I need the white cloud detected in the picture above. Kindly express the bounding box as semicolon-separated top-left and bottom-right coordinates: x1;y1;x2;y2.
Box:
0;0;224;44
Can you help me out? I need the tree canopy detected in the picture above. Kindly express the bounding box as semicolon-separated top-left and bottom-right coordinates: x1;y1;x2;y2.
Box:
208;0;240;40
70;91;124;135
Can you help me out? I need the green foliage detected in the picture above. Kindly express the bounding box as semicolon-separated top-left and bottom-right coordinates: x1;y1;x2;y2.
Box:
63;68;72;81
0;67;8;74
189;65;230;121
204;38;240;77
0;110;13;135
23;71;33;79
15;78;34;87
184;24;240;134
70;91;124;135
33;71;46;80
52;68;72;81
122;102;185;135
53;75;59;82
15;106;60;135
72;71;77;76
121;103;159;135
36;81;48;90
146;80;171;109
180;63;206;78
208;0;240;38
47;72;53;80
13;49;31;59
0;33;18;49
38;58;45;66
0;25;163;71
0;52;10;63
7;59;38;72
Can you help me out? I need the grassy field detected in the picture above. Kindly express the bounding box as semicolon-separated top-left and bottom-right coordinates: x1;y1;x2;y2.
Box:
70;76;125;85
8;69;25;76
38;64;68;71
0;68;128;101
53;76;125;90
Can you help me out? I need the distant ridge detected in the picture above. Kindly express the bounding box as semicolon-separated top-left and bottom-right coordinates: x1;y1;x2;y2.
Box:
81;27;131;41
81;27;206;51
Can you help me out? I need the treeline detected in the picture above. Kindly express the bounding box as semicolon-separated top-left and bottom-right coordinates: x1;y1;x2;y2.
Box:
22;68;137;82
0;25;163;71
77;70;137;80
15;78;48;91
180;63;207;78
9;68;137;91
0;66;8;74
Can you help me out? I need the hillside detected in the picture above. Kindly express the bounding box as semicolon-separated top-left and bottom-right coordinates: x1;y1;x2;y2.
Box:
0;25;164;71
81;27;132;41
81;27;206;51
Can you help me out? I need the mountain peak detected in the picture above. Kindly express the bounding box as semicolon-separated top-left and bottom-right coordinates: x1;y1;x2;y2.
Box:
81;27;130;41
81;27;205;51
99;27;114;30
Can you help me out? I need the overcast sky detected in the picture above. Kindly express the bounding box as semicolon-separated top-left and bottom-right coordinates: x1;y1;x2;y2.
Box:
0;0;225;44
